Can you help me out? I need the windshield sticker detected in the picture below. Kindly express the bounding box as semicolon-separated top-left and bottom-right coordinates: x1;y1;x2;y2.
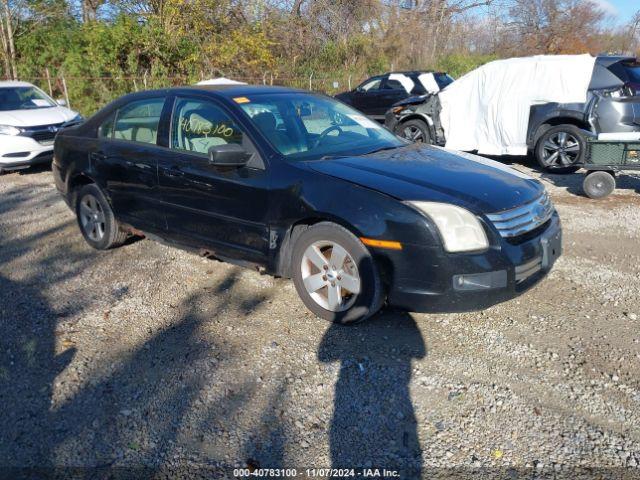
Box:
233;97;250;104
347;114;381;130
31;99;51;107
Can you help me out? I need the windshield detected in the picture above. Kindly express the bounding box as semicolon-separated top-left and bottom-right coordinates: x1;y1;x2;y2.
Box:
238;93;404;160
0;86;57;111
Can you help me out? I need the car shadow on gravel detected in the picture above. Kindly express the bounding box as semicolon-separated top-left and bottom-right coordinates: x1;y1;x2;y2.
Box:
318;310;426;478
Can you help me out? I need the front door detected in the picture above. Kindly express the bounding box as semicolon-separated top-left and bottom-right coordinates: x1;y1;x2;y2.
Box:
157;95;270;264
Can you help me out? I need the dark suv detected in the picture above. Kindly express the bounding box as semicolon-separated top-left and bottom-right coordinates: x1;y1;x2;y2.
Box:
335;71;454;121
385;56;640;172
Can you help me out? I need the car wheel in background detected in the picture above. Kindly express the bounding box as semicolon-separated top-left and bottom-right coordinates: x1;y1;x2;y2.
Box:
535;124;584;173
395;119;431;144
75;183;128;250
291;222;384;324
583;171;616;199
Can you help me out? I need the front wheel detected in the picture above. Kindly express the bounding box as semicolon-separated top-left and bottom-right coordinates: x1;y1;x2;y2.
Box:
395;119;431;144
535;124;584;173
291;222;384;323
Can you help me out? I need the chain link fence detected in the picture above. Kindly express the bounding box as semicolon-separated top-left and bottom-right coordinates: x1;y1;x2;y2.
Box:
18;72;365;115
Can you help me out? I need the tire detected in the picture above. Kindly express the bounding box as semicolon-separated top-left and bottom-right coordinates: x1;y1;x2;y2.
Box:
291;222;384;323
583;171;615;199
395;119;431;144
535;124;584;173
75;183;128;250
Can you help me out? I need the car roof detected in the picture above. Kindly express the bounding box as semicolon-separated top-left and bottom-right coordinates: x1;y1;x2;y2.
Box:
388;70;436;75
0;80;35;88
596;55;636;67
179;84;309;97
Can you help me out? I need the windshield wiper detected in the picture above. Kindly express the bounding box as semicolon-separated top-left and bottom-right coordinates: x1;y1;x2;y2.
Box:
363;145;402;155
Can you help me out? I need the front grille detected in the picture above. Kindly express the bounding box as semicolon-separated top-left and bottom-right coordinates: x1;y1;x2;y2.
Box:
30;131;57;143
486;192;554;238
20;123;63;145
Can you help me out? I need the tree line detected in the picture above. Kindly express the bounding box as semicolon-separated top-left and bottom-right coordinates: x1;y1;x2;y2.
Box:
1;0;639;114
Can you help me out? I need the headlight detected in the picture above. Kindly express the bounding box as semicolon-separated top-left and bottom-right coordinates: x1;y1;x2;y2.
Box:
0;124;21;136
406;201;489;253
392;106;407;115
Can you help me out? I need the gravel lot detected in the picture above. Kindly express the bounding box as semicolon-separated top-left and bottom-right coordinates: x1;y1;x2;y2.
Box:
1;160;639;479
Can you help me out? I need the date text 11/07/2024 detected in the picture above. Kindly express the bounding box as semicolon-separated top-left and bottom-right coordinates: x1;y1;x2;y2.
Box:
233;468;401;478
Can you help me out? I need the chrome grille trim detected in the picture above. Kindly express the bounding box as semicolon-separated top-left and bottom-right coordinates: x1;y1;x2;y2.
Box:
515;256;542;283
486;192;554;238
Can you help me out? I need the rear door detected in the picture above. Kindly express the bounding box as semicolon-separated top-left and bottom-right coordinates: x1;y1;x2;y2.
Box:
377;77;411;116
157;95;270;263
351;76;386;117
95;96;169;230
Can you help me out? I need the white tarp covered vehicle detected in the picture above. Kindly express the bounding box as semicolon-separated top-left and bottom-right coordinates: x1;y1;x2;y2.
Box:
438;54;596;156
196;77;248;86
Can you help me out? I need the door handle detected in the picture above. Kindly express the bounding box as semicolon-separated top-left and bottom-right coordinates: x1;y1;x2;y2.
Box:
89;152;106;162
164;166;185;178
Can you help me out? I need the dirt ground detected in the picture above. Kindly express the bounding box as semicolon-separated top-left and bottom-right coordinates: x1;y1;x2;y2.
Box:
1;159;639;479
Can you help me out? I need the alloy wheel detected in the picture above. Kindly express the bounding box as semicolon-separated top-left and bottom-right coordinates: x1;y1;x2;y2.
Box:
542;131;581;168
300;240;361;312
79;194;106;241
402;125;425;143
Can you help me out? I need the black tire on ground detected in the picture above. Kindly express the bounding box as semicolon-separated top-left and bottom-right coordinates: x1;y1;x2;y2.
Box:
583;171;616;199
395;119;431;144
291;222;384;324
535;124;585;173
75;183;128;250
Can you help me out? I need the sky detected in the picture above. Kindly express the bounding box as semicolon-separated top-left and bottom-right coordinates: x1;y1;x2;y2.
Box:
593;0;638;23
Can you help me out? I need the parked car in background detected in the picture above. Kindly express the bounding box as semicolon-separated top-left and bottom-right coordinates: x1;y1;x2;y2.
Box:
335;71;454;121
0;81;83;174
385;56;640;173
54;85;561;323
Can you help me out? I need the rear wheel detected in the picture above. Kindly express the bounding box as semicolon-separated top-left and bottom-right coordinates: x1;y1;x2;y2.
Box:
291;222;384;323
535;124;584;173
583;171;616;199
395;119;431;144
75;184;128;250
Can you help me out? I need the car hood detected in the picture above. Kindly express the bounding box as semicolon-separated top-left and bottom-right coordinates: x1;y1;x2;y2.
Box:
0;106;78;127
306;144;544;213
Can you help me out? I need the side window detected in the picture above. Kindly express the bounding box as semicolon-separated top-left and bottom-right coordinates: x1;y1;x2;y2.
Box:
113;98;164;145
171;98;243;155
384;79;405;90
98;112;115;139
359;77;382;92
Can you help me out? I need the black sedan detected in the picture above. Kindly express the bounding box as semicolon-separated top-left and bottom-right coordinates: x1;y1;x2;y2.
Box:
53;85;561;323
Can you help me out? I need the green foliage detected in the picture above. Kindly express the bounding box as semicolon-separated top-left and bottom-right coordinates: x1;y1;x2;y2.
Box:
435;53;499;78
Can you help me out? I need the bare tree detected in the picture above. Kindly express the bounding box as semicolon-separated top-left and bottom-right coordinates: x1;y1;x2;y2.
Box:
0;0;17;79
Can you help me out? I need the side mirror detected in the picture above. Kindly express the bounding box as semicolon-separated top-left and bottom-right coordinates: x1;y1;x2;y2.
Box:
208;144;251;167
56;99;67;107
